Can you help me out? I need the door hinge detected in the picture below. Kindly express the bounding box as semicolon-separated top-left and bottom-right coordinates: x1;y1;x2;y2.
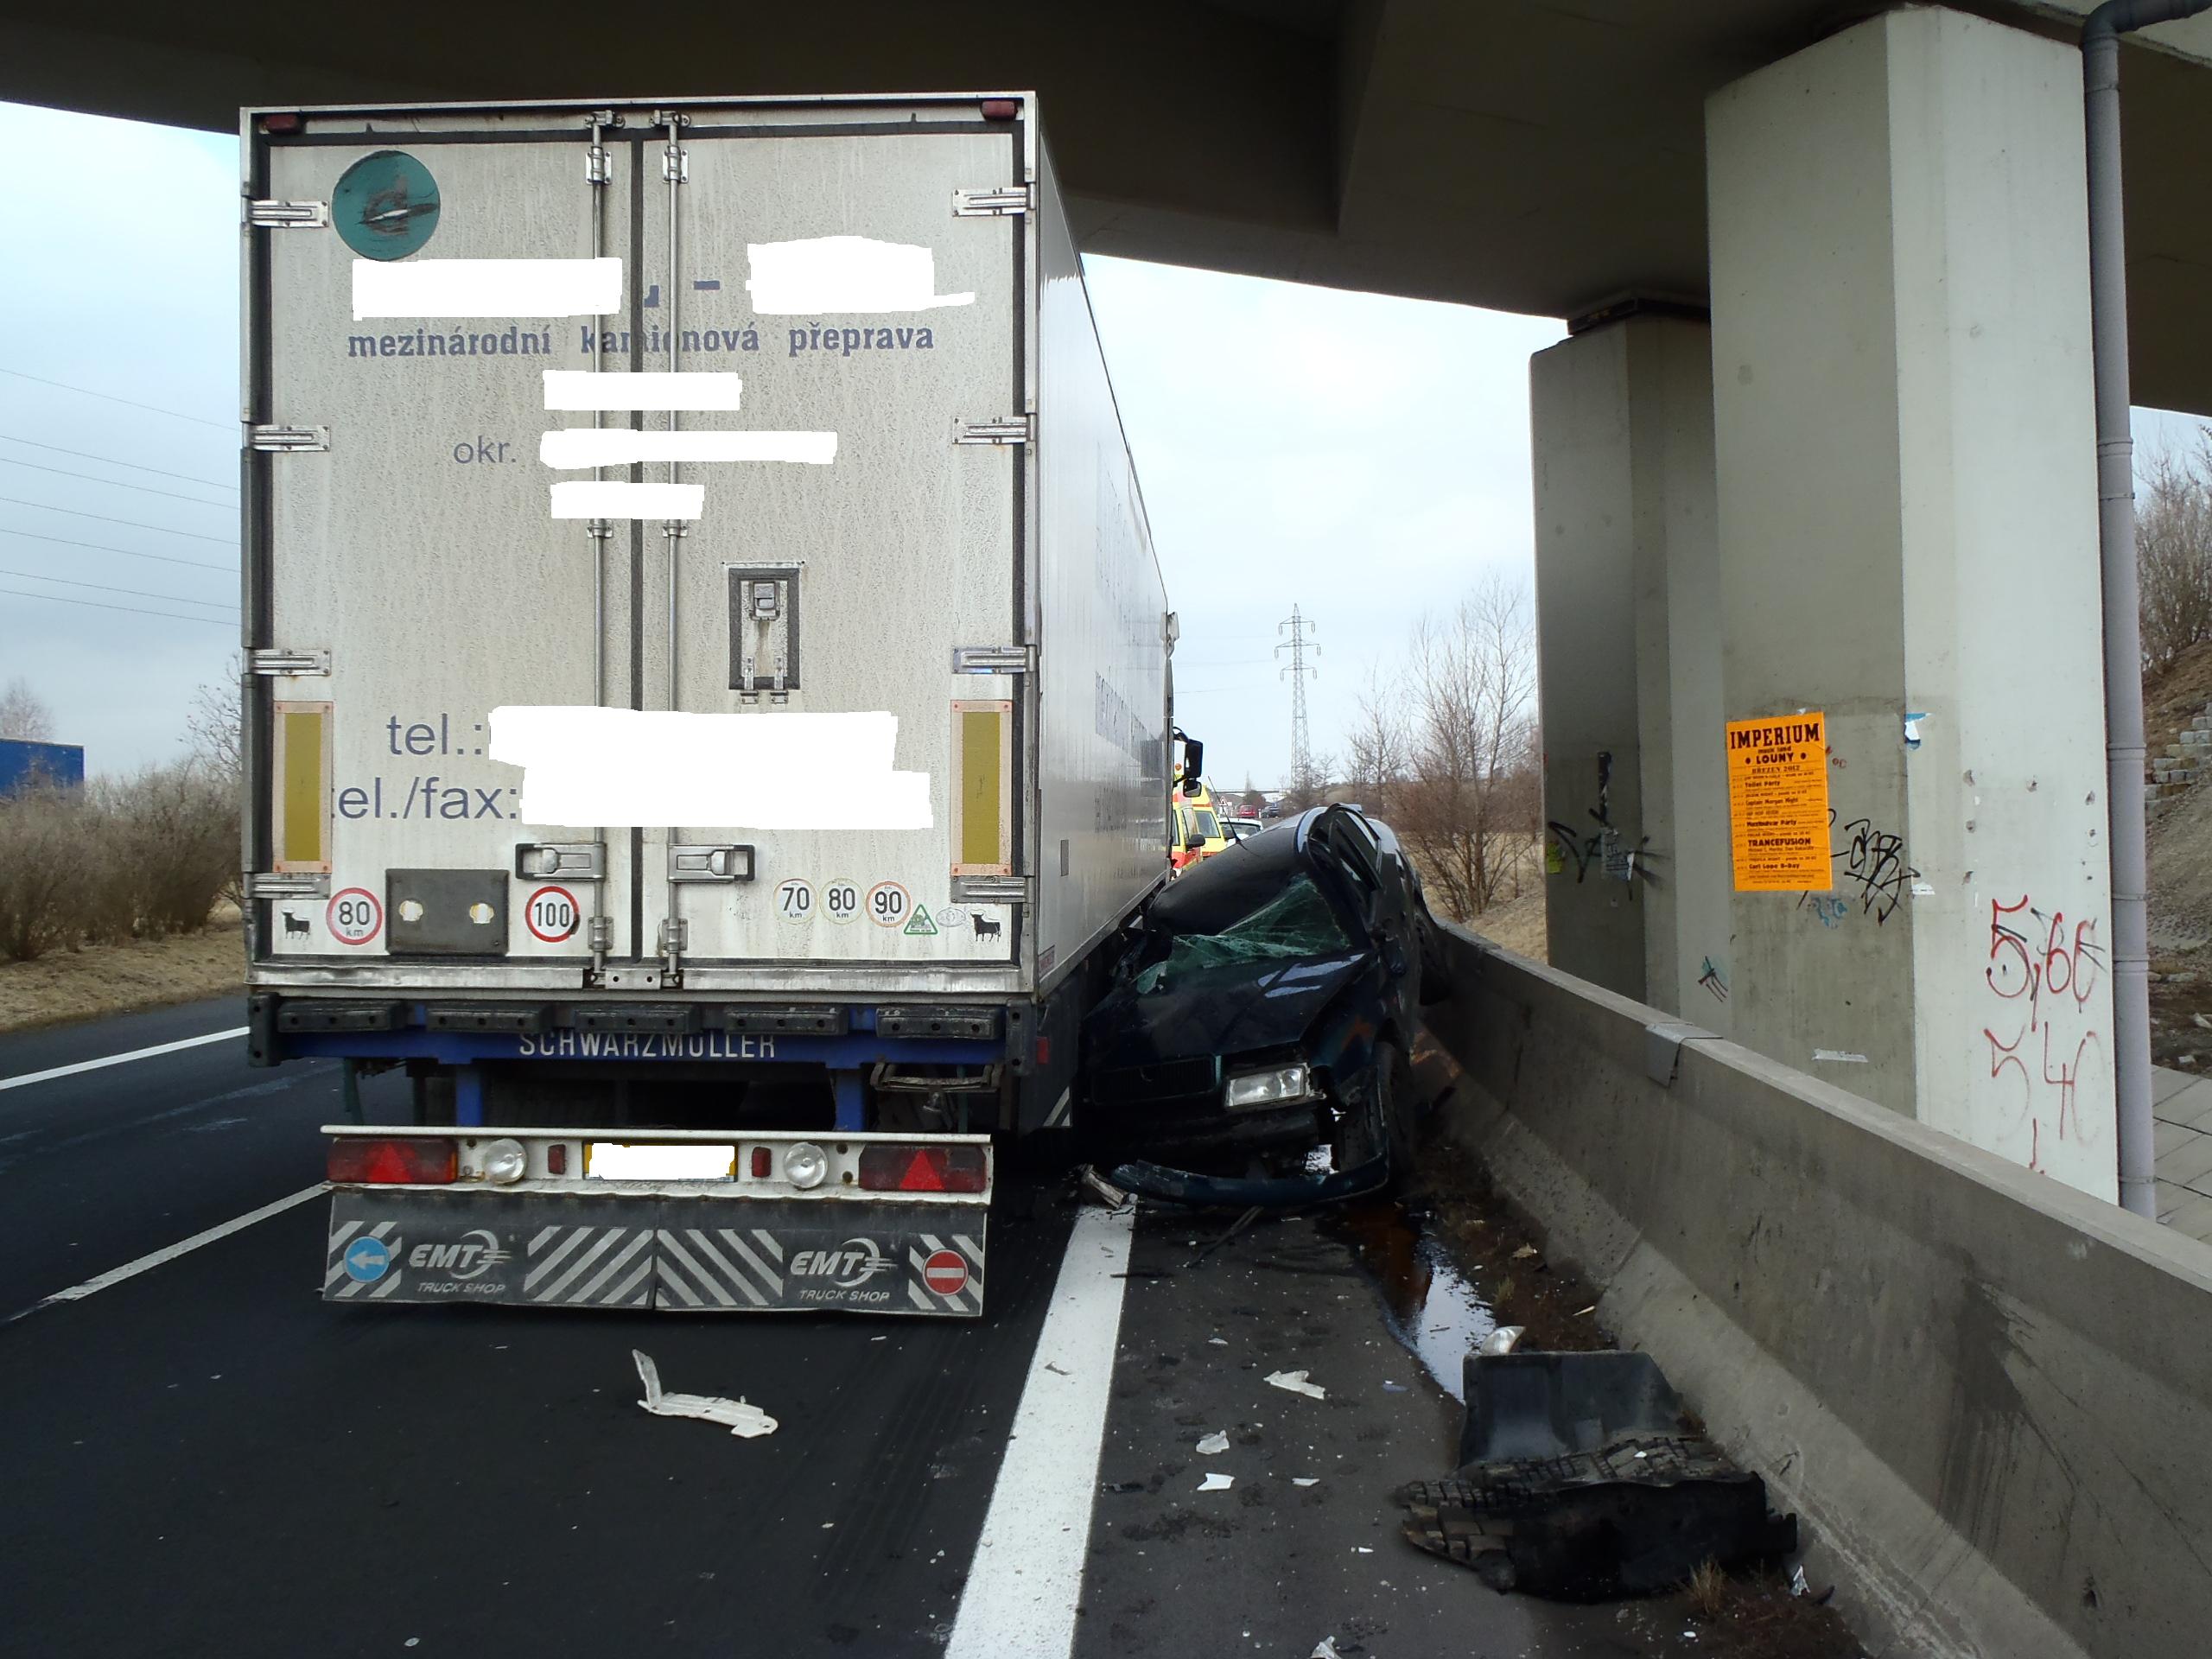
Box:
585;108;620;184
248;200;327;229
586;915;613;953
953;185;1031;218
955;416;1031;446
952;645;1035;676
670;844;756;883
248;648;329;677
516;841;607;881
952;874;1032;906
247;871;329;899
249;424;329;453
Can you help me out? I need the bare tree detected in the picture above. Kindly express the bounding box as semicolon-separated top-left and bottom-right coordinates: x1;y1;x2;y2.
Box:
2139;434;2212;674
1345;666;1413;810
0;677;54;741
1389;573;1539;921
183;656;243;782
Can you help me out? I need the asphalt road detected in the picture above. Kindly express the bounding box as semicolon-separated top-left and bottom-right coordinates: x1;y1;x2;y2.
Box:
0;1002;1632;1658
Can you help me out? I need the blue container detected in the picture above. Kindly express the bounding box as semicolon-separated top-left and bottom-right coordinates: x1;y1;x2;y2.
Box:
0;739;85;795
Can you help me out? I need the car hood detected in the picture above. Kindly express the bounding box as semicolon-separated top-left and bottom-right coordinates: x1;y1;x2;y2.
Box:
1087;950;1369;1066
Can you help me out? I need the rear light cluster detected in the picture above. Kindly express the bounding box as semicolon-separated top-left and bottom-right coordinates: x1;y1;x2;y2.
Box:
327;1137;456;1185
857;1145;988;1193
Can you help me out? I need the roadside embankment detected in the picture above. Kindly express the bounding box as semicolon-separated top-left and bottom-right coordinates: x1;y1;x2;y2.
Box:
1427;922;2212;1659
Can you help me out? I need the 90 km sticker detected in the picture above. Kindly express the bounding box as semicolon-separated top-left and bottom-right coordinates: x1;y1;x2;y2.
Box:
327;887;382;946
524;885;582;944
822;880;861;925
867;881;911;929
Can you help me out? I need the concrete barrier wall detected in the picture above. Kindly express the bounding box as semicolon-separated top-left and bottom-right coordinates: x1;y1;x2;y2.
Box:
1427;923;2212;1659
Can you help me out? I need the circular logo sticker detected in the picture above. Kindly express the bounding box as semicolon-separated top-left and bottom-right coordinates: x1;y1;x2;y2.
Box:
923;1249;969;1297
866;881;911;929
326;887;383;946
775;879;815;923
822;880;861;925
333;149;442;260
524;885;582;944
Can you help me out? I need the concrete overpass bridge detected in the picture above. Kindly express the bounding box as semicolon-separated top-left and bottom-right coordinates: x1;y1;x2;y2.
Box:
8;6;2212;1653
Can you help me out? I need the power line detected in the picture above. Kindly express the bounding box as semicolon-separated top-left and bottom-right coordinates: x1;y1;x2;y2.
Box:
0;495;233;544
0;365;232;431
0;586;236;627
0;455;233;509
0;566;237;611
0;526;232;573
0;435;238;491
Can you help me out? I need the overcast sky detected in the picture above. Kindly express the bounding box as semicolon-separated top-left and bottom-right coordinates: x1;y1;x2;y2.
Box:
2;99;2208;788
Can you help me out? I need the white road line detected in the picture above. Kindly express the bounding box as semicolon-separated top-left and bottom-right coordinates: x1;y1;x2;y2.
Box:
0;1026;249;1093
18;1184;327;1318
947;1203;1135;1659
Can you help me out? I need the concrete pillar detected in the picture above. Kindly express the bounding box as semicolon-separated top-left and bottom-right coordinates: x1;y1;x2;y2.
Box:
1532;316;1726;1024
1707;8;2115;1198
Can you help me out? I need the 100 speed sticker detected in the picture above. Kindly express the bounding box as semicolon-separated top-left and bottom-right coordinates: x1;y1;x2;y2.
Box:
524;885;582;943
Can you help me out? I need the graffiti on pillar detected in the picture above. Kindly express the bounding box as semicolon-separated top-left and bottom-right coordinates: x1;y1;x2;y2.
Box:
1696;957;1729;1003
1833;817;1915;923
1546;750;1656;890
1797;893;1849;928
1980;895;2106;1173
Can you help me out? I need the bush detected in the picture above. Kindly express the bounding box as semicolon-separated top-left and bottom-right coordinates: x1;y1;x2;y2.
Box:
0;761;235;961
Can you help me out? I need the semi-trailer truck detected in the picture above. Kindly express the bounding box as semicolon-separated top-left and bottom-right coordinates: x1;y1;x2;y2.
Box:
239;92;1173;1316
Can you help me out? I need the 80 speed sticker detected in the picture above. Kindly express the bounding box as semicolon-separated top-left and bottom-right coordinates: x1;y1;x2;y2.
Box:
326;887;382;946
822;880;861;925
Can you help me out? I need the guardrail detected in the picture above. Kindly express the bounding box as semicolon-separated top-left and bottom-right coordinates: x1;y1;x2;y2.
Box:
1426;922;2212;1659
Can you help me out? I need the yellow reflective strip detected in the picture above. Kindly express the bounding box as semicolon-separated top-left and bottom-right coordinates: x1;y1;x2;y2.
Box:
280;709;326;866
960;708;1002;868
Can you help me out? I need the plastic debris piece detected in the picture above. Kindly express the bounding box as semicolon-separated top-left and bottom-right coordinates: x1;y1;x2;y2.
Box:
1294;1478;1319;1488
1312;1640;1342;1659
1574;1305;1598;1317
1209;1337;1229;1346
1198;1471;1235;1492
1267;1369;1327;1400
1480;1325;1526;1356
632;1350;778;1438
1511;1244;1539;1260
1790;1565;1810;1597
1383;1380;1409;1393
1197;1431;1230;1455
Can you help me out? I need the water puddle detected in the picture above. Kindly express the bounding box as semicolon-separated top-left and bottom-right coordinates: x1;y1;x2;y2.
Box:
1326;1194;1497;1401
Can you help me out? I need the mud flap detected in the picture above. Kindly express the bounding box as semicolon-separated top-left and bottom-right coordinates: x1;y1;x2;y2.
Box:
323;1192;987;1315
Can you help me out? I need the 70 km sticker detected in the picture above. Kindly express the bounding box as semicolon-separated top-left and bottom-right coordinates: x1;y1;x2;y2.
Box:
327;887;382;946
776;879;814;922
524;885;582;944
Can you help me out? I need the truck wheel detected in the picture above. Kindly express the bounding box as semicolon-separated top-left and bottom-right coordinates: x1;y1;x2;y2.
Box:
1379;1039;1421;1185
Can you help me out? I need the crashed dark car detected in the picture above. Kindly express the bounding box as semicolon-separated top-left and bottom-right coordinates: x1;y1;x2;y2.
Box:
1081;804;1452;1205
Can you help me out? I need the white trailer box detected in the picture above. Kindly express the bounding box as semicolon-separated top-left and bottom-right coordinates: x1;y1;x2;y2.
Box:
240;94;1172;1315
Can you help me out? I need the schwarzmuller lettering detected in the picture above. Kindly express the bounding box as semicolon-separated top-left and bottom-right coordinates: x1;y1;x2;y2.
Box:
1729;718;1821;751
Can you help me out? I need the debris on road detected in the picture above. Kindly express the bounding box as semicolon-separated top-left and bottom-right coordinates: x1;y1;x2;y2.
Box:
1198;1471;1235;1492
631;1350;779;1438
1395;1351;1796;1601
1293;1477;1319;1488
1311;1639;1343;1659
1266;1368;1327;1400
1511;1244;1539;1260
1196;1430;1230;1455
1480;1325;1524;1356
1078;1165;1134;1209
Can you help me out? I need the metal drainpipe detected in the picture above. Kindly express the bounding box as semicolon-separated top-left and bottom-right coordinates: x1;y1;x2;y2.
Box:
2084;0;2210;1218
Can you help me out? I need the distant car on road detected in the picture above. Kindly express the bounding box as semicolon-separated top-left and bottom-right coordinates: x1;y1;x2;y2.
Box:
1082;804;1452;1205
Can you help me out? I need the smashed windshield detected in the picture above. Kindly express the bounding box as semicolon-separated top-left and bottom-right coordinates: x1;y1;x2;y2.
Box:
1135;873;1353;995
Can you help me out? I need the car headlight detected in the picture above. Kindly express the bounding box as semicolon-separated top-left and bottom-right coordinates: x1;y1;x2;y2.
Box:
1224;1063;1316;1111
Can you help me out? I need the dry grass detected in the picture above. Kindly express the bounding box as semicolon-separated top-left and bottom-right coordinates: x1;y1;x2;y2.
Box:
0;910;245;1034
1689;1558;1731;1618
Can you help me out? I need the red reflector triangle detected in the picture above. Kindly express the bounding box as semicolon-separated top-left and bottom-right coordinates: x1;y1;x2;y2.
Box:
902;1149;947;1192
